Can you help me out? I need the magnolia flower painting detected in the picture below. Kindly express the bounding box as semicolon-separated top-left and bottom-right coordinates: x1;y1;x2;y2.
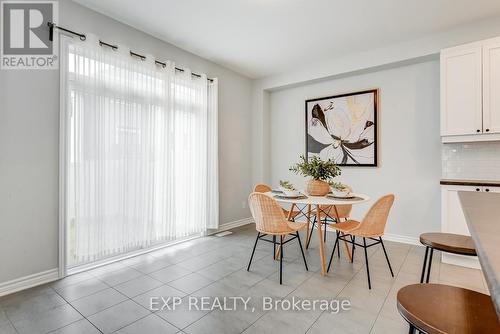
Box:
305;89;377;166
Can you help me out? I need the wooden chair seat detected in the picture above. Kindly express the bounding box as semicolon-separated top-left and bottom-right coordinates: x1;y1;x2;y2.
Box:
397;284;500;334
419;232;476;256
329;220;361;233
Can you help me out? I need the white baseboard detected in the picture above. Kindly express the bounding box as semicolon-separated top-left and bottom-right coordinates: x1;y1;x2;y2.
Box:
382;233;420;246
0;268;59;297
305;225;420;246
215;219;421;248
442;253;480;269
213;217;254;234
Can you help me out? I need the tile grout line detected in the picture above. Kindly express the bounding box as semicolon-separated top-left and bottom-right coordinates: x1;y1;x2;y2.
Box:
3;229;311;334
49;288;105;334
303;246;374;334
3;229;438;334
52;266;180;333
178;251;274;332
3;307;20;334
367;244;412;333
93;237;252;333
102;235;260;332
239;230;356;333
302;239;404;333
1;230;250;334
177;230;308;333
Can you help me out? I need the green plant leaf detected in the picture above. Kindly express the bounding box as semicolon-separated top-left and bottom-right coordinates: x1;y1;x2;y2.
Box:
289;155;341;181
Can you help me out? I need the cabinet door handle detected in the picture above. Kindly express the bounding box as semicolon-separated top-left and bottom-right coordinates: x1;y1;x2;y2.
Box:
476;188;481;191
485;188;490;192
486;129;490;132
477;129;481;133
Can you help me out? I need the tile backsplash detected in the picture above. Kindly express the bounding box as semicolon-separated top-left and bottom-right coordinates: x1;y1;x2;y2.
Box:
442;142;500;180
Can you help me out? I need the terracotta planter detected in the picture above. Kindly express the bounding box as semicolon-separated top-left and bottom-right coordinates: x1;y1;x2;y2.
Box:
305;179;330;196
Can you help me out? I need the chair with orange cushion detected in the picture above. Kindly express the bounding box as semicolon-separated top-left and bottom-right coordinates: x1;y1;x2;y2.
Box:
247;192;308;284
253;184;300;220
327;194;395;289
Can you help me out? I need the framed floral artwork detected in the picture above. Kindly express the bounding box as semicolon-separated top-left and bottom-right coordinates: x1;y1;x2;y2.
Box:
305;89;378;166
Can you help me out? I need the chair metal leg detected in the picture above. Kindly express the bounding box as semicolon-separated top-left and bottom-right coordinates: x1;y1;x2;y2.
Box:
379;237;394;277
420;246;429;283
247;232;260;271
351;235;355;263
281;237;284;258
273;236;276;260
327;232;339;273
337;231;341;258
323;218;327;242
306;216;316;249
279;235;283;285
408;324;415;334
296;232;308;271
426;248;434;283
363;237;371;289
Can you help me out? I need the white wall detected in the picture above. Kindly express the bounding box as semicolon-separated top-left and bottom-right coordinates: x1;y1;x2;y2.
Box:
268;60;441;239
251;16;500;185
0;0;252;284
257;15;500;91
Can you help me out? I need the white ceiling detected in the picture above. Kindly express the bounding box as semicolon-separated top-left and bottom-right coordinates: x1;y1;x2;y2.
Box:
73;0;500;79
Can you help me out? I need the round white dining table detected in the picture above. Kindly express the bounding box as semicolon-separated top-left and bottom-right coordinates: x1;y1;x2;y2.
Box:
264;191;370;275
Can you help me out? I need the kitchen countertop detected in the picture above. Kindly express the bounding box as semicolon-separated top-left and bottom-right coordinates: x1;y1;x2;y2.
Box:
441;179;500;187
458;191;500;319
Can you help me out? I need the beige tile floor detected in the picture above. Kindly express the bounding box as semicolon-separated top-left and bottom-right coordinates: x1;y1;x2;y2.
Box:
0;225;489;334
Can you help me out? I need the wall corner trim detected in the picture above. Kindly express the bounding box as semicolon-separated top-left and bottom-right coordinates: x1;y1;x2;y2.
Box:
0;268;59;297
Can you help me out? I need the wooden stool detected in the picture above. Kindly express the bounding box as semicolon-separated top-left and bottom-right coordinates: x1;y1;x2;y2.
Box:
397;284;500;334
419;232;476;283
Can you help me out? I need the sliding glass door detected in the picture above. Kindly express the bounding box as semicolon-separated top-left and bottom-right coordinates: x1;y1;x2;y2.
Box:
60;35;218;269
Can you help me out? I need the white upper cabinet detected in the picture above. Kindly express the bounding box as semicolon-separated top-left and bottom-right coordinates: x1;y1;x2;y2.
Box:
483;38;500;134
441;44;482;137
441;37;500;142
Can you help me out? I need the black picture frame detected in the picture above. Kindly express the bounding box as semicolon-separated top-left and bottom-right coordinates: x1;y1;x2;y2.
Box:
305;89;378;167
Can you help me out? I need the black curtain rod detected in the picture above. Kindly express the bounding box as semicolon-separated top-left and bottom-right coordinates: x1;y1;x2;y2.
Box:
48;22;214;82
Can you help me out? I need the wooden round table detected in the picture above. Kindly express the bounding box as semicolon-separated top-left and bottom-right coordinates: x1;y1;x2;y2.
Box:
397;284;500;333
264;191;370;275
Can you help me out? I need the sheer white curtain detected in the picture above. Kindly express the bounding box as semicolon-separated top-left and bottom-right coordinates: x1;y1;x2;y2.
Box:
61;34;218;266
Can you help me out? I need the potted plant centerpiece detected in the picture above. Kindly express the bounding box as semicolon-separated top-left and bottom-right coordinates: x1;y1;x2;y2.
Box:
289;155;341;196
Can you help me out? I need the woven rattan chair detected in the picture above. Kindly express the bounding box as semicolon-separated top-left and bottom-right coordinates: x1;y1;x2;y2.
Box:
306;204;352;248
253;184;300;220
327;194;395;289
247;192;308;284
